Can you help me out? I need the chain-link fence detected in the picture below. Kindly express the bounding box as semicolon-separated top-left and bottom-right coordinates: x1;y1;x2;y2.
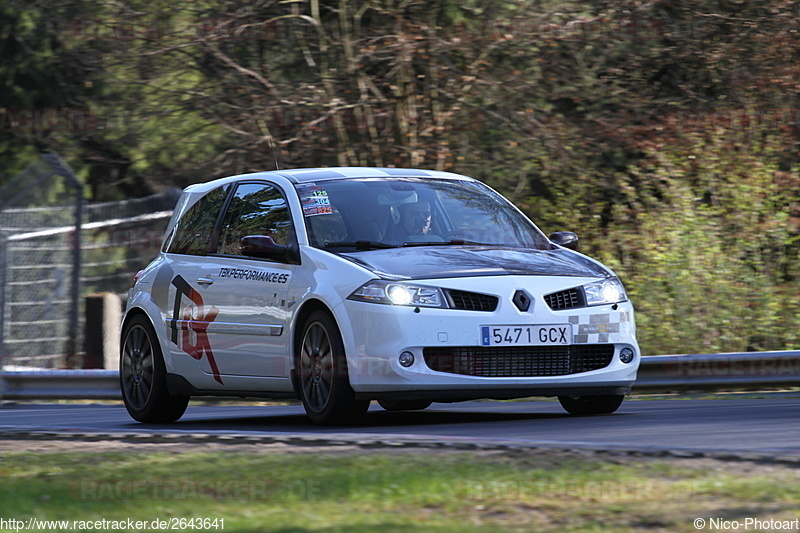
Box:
0;154;178;369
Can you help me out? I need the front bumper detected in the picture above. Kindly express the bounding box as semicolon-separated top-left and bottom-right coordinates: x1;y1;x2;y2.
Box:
338;276;640;397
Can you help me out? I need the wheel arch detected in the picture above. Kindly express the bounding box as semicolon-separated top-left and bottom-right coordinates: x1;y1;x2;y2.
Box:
121;306;150;329
119;307;151;352
120;306;173;372
290;299;338;392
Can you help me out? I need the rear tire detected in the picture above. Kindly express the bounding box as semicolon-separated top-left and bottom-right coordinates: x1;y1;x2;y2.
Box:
378;399;432;412
296;310;369;425
558;394;624;416
120;315;189;423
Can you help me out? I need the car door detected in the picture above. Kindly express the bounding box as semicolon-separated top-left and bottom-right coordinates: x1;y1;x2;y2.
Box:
159;184;231;381
195;181;297;379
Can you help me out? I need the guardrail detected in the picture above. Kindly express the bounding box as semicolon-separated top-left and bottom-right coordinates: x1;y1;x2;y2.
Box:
1;351;799;401
634;351;800;393
0;369;120;401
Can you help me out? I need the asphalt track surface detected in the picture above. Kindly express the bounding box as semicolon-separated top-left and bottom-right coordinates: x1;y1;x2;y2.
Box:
0;399;797;456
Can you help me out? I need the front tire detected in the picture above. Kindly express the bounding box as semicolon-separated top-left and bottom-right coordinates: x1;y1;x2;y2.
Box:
558;394;624;416
120;315;189;423
296;310;369;425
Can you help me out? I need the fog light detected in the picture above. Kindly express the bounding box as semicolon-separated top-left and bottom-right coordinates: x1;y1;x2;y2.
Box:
619;347;635;364
399;351;415;367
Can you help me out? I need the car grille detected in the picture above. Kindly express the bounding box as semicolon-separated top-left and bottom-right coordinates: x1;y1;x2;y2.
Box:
422;345;614;377
444;289;498;311
544;288;584;310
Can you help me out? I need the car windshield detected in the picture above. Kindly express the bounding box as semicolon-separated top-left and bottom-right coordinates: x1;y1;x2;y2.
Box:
295;177;552;251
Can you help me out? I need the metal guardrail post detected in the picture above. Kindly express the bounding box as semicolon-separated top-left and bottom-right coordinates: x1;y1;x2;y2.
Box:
0;232;6;405
84;292;123;369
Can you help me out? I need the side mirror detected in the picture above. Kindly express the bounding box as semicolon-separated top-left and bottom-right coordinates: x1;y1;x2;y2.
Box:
241;235;300;264
549;231;579;251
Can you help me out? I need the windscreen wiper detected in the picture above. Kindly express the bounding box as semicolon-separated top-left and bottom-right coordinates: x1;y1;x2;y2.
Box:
402;240;501;247
324;240;398;250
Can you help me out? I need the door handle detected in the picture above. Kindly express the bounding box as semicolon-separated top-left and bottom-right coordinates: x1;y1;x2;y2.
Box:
197;277;214;286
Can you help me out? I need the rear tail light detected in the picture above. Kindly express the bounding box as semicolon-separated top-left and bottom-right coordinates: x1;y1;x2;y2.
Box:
131;270;144;288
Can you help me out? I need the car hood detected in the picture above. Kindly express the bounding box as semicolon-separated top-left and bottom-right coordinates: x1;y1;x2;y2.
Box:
340;246;611;280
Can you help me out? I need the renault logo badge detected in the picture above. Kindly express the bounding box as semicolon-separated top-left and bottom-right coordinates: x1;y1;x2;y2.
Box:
512;289;532;312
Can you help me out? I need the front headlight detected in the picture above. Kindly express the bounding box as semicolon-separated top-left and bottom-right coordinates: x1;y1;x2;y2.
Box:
583;277;628;306
348;280;447;308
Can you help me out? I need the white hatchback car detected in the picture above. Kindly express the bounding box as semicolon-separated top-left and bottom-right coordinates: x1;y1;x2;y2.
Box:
121;168;640;424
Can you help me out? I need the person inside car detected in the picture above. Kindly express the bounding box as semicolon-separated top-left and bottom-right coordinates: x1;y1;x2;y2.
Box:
384;199;436;244
400;199;432;237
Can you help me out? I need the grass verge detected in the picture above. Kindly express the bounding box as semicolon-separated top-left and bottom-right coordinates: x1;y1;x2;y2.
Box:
0;444;797;533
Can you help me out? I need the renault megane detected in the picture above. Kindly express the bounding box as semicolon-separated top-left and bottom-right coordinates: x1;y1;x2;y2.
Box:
120;168;640;425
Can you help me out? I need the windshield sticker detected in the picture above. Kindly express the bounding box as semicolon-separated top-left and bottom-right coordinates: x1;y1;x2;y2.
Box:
298;183;333;216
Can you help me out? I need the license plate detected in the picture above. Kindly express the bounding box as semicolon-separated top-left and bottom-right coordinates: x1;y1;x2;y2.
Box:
480;325;572;346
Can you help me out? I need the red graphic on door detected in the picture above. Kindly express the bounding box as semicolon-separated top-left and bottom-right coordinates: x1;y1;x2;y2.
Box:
171;275;223;384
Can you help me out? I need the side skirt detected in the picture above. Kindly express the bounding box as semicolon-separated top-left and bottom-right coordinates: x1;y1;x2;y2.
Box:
165;373;299;400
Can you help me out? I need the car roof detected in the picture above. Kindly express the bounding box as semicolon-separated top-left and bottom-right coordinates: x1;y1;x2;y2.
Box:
276;167;473;184
184;167;475;194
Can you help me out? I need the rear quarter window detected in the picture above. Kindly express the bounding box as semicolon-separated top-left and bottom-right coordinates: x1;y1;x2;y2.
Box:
166;185;230;255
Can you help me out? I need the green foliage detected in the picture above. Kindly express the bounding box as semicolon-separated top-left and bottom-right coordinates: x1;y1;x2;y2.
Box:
0;1;90;183
2;0;800;354
596;133;800;354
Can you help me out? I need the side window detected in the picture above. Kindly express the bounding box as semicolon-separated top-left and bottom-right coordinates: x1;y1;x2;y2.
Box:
216;182;294;257
166;186;229;255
